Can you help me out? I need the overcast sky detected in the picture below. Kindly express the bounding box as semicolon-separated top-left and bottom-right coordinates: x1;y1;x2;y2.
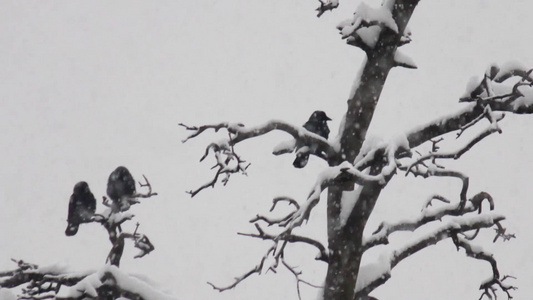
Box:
1;1;533;299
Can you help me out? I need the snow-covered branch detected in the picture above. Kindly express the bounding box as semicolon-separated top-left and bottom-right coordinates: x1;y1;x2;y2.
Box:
408;63;533;149
407;107;503;176
0;260;87;293
0;260;175;300
452;236;516;300
354;213;506;297
56;265;177;300
364;191;494;250
180;121;335;154
180;120;339;197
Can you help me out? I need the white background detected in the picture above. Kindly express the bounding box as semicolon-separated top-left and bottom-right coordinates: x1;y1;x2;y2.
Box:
1;1;533;299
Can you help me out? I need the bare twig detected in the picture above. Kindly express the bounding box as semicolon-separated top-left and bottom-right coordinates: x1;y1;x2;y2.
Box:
187;141;250;197
135;175;158;198
493;222;516;243
281;259;322;300
316;0;339;17
238;224;329;262
207;244;276;292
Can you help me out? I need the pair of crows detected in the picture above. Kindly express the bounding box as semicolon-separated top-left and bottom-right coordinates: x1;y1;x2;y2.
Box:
65;166;137;236
65;111;332;235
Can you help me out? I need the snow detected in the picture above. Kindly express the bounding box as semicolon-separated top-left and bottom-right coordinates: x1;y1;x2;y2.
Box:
458;236;485;253
356;212;503;293
349;57;368;99
108;212;134;226
381;0;395;10
354;135;384;166
393;50;417;69
272;139;296;155
512;88;533;111
355;3;398;33
389;132;409;151
339;185;363;228
406;102;478;141
493;61;531;82
338;2;398;49
354;26;381;49
355;251;392;293
34;262;72;274
461;76;481;99
56;265;177;300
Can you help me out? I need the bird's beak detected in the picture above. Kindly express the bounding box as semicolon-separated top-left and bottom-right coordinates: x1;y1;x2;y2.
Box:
325;115;332;121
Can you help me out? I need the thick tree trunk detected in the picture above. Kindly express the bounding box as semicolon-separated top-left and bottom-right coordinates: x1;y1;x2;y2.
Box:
324;164;387;300
323;1;420;299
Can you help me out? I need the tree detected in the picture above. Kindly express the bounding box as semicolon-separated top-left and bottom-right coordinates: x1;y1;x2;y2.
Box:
0;171;167;299
181;1;530;299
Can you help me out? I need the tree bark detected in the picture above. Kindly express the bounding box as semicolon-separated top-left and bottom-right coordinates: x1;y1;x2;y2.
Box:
324;1;420;299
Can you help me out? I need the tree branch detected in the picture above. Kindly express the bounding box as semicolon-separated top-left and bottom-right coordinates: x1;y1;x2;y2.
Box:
316;0;339;18
452;235;516;300
354;213;505;297
238;224;329;263
281;259;323;300
365;191;494;250
207;243;277;292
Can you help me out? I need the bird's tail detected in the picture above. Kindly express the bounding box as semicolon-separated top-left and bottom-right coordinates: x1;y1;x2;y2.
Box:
65;223;79;236
293;153;310;168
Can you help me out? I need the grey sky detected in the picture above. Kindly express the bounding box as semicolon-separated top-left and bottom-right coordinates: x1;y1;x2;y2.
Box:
1;1;532;299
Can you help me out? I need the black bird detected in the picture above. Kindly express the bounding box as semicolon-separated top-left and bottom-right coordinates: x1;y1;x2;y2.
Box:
106;166;136;211
65;181;97;236
293;110;331;168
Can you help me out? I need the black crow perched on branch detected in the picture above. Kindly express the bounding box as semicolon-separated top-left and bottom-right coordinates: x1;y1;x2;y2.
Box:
65;181;96;236
106;166;136;211
293;110;331;168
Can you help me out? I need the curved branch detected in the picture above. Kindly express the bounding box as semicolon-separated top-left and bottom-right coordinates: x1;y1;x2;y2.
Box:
355;213;505;297
181;120;337;159
408;64;533;148
365;191;494;250
452;236;516;299
208;244;277;292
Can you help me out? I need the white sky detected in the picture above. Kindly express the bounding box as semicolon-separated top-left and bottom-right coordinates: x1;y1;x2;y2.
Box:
1;1;533;299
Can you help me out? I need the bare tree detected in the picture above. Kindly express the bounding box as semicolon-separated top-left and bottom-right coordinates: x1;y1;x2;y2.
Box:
0;173;166;300
182;1;528;299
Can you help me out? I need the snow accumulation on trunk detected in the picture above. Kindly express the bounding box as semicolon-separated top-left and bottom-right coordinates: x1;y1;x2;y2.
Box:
348;57;368;99
355;251;392;293
339;185;364;228
337;2;398;49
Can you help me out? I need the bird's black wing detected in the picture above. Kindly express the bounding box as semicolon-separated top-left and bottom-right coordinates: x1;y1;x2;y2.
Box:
65;194;80;236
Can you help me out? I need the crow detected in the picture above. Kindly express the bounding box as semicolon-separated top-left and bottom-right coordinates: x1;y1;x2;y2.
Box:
293;110;331;168
65;181;96;236
106;166;136;211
